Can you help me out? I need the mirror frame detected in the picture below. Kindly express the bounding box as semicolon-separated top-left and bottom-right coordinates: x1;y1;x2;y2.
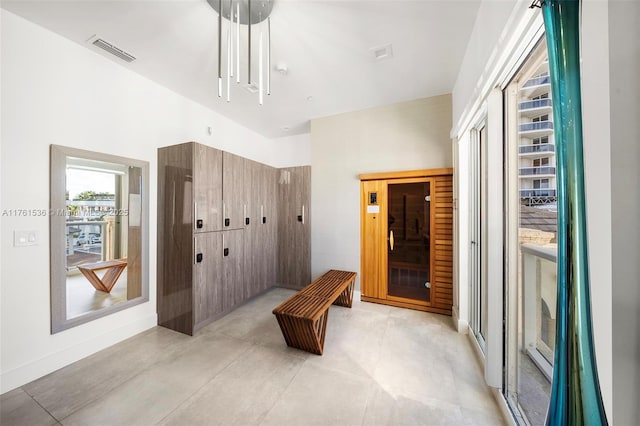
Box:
50;144;150;333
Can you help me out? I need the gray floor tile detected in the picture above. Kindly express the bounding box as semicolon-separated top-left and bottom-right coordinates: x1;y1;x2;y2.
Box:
0;388;58;426
23;327;191;420
159;344;305;426
260;363;375;426
362;387;466;426
61;333;252;425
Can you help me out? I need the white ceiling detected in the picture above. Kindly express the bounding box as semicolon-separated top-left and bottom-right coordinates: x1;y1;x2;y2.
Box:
2;0;481;138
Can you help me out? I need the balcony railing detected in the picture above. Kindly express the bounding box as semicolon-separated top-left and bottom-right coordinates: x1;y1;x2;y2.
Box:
519;98;553;110
519;121;554;132
519;144;555;154
523;75;550;88
519;166;556;176
521;243;557;376
519;189;557;197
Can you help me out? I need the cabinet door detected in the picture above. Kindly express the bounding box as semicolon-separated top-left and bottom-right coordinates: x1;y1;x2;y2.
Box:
222;229;244;311
194;144;223;233
158;143;195;335
277;166;311;289
265;166;278;290
253;163;272;294
193;232;223;327
222;152;244;230
243;159;257;298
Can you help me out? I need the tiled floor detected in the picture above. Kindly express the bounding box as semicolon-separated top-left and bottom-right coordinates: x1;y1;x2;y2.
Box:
1;288;506;425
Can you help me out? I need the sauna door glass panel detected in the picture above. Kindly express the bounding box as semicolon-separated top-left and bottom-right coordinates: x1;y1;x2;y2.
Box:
387;182;430;301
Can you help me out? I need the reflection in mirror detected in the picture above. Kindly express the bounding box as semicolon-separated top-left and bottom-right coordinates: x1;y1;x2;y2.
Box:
50;145;148;333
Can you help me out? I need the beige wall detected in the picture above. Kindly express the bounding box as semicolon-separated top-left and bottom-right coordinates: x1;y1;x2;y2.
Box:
310;94;453;288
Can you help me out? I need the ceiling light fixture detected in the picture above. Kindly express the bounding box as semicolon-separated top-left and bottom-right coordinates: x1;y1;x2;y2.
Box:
207;0;274;105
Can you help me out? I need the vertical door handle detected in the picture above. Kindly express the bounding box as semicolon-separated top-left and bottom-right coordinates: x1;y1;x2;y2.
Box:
193;202;198;230
389;230;394;251
193;237;197;264
171;181;176;226
298;205;305;224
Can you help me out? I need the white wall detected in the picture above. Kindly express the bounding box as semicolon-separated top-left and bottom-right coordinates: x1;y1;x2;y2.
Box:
609;1;640;423
0;10;308;393
310;95;452;288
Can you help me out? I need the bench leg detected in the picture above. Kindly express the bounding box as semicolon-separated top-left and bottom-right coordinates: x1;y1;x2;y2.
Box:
333;278;355;308
274;309;329;355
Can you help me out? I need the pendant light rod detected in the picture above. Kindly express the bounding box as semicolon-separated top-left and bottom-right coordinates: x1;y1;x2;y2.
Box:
236;1;240;84
267;15;271;96
227;28;231;102
217;0;222;97
247;0;251;84
259;31;263;105
229;0;233;78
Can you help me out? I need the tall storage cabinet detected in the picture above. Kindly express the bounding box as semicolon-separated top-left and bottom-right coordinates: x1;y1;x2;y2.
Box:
243;160;278;299
158;142;285;336
277;166;311;289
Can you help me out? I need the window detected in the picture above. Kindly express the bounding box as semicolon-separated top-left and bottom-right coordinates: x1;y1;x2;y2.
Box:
532;136;549;145
533;179;550;189
470;125;487;352
504;38;556;426
532;114;549;122
533;158;550;167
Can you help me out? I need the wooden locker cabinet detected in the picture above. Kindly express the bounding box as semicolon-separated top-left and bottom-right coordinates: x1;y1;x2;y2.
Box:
158;142;287;336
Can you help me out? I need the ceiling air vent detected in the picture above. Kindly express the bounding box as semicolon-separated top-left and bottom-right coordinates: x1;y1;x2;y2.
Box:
370;43;393;61
92;38;136;63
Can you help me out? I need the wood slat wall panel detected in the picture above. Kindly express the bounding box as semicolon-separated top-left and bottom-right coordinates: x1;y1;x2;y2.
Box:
431;174;453;312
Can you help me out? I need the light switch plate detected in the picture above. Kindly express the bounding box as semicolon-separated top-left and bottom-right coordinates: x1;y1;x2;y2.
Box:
14;230;38;247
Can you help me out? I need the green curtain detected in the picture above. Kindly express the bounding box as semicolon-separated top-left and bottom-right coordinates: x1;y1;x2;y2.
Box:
541;0;607;424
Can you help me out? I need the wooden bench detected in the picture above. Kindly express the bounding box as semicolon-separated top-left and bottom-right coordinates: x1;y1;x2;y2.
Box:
78;259;128;293
272;269;357;355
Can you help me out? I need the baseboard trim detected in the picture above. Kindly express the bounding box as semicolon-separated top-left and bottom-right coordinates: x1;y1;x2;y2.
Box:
452;305;469;333
0;313;157;394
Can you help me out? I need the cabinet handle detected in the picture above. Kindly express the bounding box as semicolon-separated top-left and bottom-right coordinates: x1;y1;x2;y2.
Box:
224;248;230;257
244;204;249;225
196;253;203;263
298;205;305;224
193;202;198;230
193;237;197;264
261;205;266;224
222;234;228;257
171;181;176;226
389;230;394;251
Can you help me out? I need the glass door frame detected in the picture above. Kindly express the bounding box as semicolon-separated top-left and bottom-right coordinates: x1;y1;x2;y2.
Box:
384;177;434;308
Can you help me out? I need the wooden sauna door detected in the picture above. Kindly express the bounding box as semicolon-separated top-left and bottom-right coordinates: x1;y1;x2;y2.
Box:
360;169;453;315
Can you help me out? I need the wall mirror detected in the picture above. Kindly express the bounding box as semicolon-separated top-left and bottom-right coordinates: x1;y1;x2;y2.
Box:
50;145;149;333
